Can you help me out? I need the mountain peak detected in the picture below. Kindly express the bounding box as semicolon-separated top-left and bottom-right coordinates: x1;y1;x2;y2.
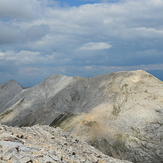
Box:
0;70;163;163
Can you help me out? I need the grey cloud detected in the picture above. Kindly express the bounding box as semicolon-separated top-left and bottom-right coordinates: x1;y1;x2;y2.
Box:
0;22;18;44
77;42;112;50
0;0;163;86
0;23;50;45
0;0;42;20
21;24;50;42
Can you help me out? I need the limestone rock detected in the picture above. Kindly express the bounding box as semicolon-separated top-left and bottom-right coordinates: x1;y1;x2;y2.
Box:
0;70;163;162
0;124;130;163
0;80;23;114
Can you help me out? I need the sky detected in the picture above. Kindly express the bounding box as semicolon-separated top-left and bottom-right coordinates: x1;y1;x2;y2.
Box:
0;0;163;87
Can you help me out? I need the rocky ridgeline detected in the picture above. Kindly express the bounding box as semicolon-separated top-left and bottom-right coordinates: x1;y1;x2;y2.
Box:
1;70;163;162
0;124;131;163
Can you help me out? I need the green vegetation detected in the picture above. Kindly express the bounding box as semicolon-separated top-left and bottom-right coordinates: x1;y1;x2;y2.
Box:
89;138;112;156
0;109;13;119
83;120;97;127
58;115;78;131
112;105;121;116
113;134;126;152
50;112;73;128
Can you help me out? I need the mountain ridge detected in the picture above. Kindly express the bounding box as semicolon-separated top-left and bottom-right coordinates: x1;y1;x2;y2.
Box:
0;70;163;163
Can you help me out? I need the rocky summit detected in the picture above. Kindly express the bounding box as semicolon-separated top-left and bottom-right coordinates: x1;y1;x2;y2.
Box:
0;70;163;163
0;124;131;163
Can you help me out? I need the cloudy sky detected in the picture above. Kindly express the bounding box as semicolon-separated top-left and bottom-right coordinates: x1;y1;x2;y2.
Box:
0;0;163;86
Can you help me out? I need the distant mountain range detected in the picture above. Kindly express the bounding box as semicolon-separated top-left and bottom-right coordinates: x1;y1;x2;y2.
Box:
0;70;163;163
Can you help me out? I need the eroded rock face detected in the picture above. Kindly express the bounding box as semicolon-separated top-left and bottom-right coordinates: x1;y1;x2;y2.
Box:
64;70;163;163
0;124;131;163
0;80;23;114
0;70;163;163
0;74;73;126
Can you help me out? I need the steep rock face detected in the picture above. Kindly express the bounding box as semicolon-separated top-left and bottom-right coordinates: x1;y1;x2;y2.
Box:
0;124;131;163
0;80;23;114
0;70;163;163
80;71;163;162
0;74;73;126
49;70;163;163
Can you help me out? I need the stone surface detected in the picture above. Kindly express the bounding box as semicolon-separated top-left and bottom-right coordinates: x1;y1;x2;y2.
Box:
0;80;23;114
0;124;130;163
0;70;163;162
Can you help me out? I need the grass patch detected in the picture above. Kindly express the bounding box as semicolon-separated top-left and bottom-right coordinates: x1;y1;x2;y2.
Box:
83;120;97;127
0;110;13;119
112;106;121;116
50;113;86;131
50;112;73;127
113;134;126;152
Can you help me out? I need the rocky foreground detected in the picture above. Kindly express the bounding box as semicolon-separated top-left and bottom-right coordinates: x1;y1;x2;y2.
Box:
0;124;131;163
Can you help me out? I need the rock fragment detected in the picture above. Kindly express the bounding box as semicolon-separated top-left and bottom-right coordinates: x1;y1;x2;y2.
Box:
0;124;130;163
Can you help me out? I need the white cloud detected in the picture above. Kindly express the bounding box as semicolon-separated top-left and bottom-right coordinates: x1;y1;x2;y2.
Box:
59;67;66;73
0;52;5;57
1;0;163;86
85;66;92;70
0;0;42;19
134;27;163;38
77;42;112;50
18;67;41;75
1;50;41;64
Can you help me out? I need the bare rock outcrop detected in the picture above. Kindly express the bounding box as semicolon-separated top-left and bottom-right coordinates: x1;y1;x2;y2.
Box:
0;80;23;114
0;70;163;163
0;124;131;163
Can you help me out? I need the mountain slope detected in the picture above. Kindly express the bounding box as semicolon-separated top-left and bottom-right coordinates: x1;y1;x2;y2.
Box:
0;74;73;126
0;80;23;114
0;70;163;163
0;124;131;163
